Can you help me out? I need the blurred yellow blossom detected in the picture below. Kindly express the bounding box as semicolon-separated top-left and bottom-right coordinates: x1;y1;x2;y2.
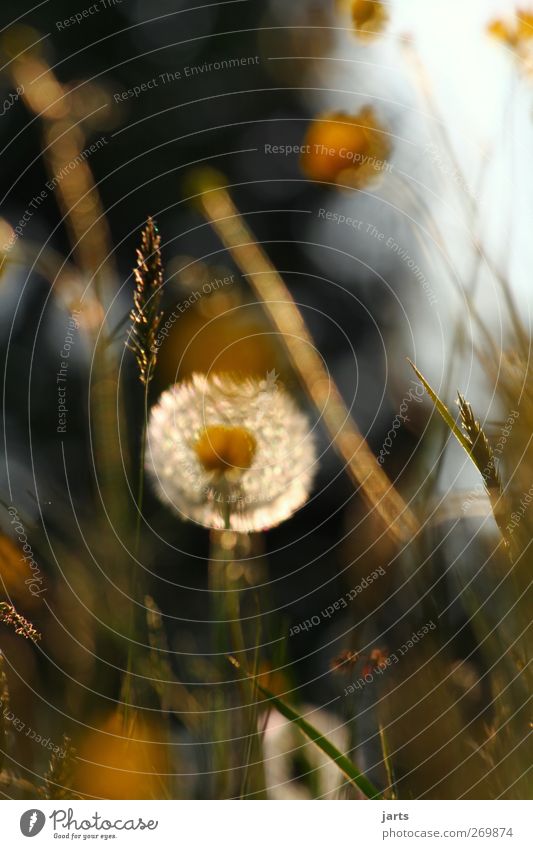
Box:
488;9;533;71
488;9;533;46
0;536;40;610
350;0;388;40
300;106;391;188
73;711;169;799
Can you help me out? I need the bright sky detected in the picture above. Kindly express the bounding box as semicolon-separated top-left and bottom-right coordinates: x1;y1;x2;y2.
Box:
302;0;533;490
393;0;533;317
305;0;533;352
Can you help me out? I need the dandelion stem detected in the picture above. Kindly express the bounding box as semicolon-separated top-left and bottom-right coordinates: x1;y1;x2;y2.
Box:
208;524;266;798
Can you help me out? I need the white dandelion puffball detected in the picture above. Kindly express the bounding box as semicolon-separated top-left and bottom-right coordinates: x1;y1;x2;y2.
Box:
146;372;317;532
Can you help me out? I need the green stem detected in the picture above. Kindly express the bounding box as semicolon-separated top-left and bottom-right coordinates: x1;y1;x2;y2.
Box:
234;665;381;799
123;378;149;731
379;722;397;800
135;379;150;552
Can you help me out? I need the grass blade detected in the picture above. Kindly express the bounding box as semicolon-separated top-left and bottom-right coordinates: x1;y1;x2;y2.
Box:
407;359;512;552
229;656;381;799
407;359;473;458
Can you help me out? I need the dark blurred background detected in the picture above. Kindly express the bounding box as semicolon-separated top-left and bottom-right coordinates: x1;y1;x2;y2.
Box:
1;0;513;800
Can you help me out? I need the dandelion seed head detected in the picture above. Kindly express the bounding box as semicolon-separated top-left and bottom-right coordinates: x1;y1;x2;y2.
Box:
146;373;317;532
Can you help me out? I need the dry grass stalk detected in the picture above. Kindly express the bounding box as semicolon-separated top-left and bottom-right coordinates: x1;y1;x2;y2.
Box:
0;602;41;642
3;28;133;532
193;172;419;545
6;35;115;287
457;393;501;493
40;735;78;800
0;653;9;711
0;653;9;771
456;393;513;550
127;218;164;385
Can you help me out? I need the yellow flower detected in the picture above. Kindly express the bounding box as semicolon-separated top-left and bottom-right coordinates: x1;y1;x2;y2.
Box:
155;271;284;383
488;9;533;69
300;106;391;188
146;373;317;532
488;19;512;44
517;10;533;39
0;536;40;610
73;711;169;799
350;0;388;40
